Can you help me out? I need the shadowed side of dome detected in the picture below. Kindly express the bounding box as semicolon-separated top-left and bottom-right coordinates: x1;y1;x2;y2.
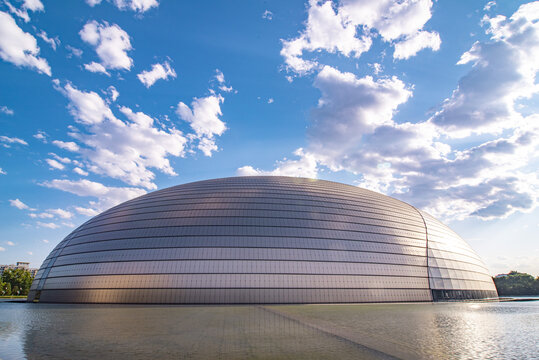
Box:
27;176;497;304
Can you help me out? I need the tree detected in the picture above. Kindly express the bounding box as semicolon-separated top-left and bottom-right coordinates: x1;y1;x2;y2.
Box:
493;271;539;296
1;268;34;296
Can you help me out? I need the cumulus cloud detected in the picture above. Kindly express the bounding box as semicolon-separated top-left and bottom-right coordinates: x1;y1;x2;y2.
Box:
0;247;5;252
262;10;273;20
393;30;441;60
66;45;83;58
6;241;15;246
176;94;226;156
45;158;65;170
59;83;188;189
37;221;60;229
52;140;80;152
29;212;53;219
86;0;159;13
0;11;51;75
0;135;28;147
49;208;73;219
281;0;439;74
431;2;539;137
106;85;119;102
242;4;539;224
0;105;14;115
73;167;88;176
0;168;6;175
36;30;60;51
9;198;30;210
84;61;110;76
281;0;371;74
42;178;147;214
4;0;44;22
137;61;176;88
237;148;318;179
80;20;133;71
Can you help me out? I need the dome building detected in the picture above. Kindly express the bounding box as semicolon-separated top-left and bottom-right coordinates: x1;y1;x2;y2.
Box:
27;176;497;304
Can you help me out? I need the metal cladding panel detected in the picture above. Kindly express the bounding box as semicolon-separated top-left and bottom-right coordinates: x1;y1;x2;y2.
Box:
28;176;497;304
420;210;497;299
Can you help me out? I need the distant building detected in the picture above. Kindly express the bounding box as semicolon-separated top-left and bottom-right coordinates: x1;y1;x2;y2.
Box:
0;262;38;278
495;274;509;278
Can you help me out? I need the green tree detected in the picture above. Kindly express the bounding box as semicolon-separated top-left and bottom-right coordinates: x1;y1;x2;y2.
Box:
1;268;34;296
3;282;12;296
493;271;539;296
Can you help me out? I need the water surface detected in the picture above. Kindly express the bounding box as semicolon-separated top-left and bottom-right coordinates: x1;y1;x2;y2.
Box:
0;300;537;359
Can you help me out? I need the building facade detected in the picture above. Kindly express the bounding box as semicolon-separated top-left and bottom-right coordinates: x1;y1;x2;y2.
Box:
28;176;497;303
1;262;38;278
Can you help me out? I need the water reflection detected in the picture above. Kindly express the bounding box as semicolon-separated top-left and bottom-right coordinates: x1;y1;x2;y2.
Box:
0;301;537;359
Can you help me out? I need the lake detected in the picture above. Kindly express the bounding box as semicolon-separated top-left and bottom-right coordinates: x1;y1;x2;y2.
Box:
1;299;538;359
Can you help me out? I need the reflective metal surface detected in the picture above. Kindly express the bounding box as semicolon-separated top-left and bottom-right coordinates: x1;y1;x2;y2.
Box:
27;176;497;303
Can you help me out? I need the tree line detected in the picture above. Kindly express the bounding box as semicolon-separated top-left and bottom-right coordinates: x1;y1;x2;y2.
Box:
493;271;539;296
1;268;34;296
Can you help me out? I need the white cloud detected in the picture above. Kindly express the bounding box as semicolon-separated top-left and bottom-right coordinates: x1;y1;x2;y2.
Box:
49;208;73;219
63;83;117;125
107;85;119;102
52;140;80;152
0;106;14;115
84;61;110;76
73;167;89;176
215;69;234;92
238;148;318;179
34;131;47;140
215;69;225;83
22;0;44;11
484;1;496;11
45;158;65;170
0;135;28;146
9;198;30;210
431;2;539;137
262;10;273;20
137;61;176;88
0;247;5;252
6;241;15;246
66;45;83;58
29;212;53;219
281;0;371;74
49;153;71;164
4;0;43;22
176;94;226;157
281;0;439;74
267;98;274;104
42;178;147;214
59;84;188;189
37;221;60;229
0;11;51;75
80;20;133;71
0;168;6;175
86;0;159;13
42;239;49;243
37;30;60;51
393;30;441;60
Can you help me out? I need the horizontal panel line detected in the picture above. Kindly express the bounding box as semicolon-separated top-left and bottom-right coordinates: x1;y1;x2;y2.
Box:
57;234;428;253
44;273;430;279
49;258;429;268
55;246;428;260
86;203;425;230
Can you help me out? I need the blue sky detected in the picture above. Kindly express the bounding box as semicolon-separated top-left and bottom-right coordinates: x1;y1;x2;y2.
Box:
0;0;538;276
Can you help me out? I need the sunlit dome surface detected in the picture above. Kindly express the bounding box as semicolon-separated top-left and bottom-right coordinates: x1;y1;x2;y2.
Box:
28;176;497;304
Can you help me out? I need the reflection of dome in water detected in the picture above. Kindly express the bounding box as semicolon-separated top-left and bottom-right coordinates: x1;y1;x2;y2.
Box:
28;176;497;304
